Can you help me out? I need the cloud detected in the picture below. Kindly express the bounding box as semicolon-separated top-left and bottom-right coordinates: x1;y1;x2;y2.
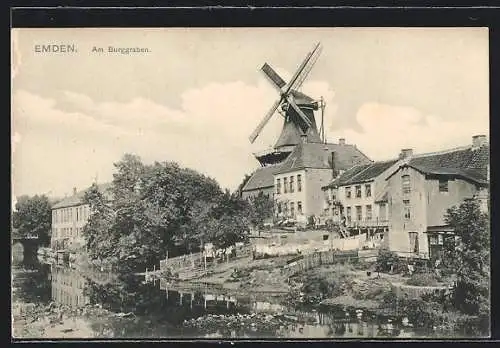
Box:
326;102;489;160
11;73;489;200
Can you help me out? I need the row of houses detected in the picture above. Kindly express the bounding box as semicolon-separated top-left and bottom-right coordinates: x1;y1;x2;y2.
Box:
242;135;489;260
50;136;489;262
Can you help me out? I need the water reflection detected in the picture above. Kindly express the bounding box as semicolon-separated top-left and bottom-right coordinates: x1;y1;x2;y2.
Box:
14;262;432;339
51;265;89;308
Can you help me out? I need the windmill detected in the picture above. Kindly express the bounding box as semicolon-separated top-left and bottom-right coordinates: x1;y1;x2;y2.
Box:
249;42;324;148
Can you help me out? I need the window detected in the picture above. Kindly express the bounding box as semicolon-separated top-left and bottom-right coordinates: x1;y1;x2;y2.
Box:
429;235;444;245
355;206;362;221
365;184;372;197
439;179;449;192
284;202;288;216
366;205;372;221
345;186;352;199
355;185;362;198
76;208;79;221
403;199;411;220
409;232;419;253
290;176;294;193
290;202;295;217
277;202;282;214
297;201;303;214
276;179;281;194
284;178;288;193
402;175;411;194
346;207;352;224
297;174;302;192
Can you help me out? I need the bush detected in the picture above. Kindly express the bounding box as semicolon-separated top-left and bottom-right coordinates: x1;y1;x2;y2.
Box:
406;273;442;286
375;250;406;273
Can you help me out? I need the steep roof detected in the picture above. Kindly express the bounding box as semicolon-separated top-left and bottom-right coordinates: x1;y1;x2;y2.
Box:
52;183;112;209
241;165;282;192
388;145;489;185
325;159;398;188
276;142;372;175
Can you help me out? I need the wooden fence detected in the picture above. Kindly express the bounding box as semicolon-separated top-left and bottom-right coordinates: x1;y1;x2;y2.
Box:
281;249;363;277
390;283;449;299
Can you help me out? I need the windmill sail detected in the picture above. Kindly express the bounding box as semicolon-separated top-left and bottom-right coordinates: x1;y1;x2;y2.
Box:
283;42;322;95
261;63;286;89
248;42;323;145
293;44;323;91
248;99;282;144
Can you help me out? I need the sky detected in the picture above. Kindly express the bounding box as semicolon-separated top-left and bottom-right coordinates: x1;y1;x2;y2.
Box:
11;27;489;205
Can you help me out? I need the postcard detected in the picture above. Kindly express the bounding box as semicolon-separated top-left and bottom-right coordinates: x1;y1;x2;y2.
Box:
11;27;490;339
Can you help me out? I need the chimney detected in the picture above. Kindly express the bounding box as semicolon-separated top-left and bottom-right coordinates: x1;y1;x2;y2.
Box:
339;138;346;146
73;187;77;196
399;148;413;159
472;135;487;149
331;151;337;178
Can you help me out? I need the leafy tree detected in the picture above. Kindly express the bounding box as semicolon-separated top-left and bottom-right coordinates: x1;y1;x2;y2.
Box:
12;195;52;246
82;183;116;261
247;191;274;230
444;198;490;317
204;191;251;252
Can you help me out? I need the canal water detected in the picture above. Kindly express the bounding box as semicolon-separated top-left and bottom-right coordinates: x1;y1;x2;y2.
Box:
12;258;438;339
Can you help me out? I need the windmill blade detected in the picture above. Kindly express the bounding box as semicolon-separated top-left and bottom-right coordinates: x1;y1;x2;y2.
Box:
286;95;312;128
293;43;322;91
248;98;282;144
261;63;286;90
283;42;322;96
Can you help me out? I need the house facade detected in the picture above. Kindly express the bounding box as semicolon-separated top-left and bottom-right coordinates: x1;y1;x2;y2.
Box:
322;158;402;242
272;140;372;220
242;138;372;221
51;183;112;250
383;135;489;259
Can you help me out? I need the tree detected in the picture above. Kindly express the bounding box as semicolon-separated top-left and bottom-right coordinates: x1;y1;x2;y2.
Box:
205;191;251;252
12;195;52;246
444;198;490;316
247;191;274;230
82;183;117;262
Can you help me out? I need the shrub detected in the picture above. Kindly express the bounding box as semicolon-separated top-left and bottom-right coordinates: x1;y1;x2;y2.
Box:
375;250;406;273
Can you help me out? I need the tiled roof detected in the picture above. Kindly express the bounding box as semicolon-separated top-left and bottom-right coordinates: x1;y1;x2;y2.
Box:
407;145;489;185
241;165;282;192
324;159;398;188
409;145;489;171
52;183;112;209
276;142;372;175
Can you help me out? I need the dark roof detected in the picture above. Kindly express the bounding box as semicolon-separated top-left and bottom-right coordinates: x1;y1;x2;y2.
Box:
276;142;372;175
290;89;314;104
241;165;282;192
324;159;398;188
410;165;488;185
409;145;489;171
389;145;489;185
52;183;112;209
